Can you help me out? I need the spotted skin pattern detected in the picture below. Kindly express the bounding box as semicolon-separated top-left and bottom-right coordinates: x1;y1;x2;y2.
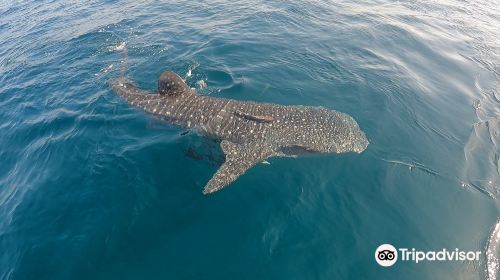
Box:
111;71;369;194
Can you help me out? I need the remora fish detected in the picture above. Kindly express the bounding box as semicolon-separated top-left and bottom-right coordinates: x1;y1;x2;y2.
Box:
111;71;368;194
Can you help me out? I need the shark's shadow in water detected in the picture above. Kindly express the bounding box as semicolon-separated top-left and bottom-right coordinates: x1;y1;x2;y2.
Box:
111;71;369;194
184;136;225;167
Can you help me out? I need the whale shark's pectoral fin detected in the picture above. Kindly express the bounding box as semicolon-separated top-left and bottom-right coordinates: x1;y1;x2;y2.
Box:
203;140;275;194
234;110;274;123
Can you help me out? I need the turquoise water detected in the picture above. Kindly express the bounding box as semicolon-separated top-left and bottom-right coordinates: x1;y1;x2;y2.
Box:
0;0;499;279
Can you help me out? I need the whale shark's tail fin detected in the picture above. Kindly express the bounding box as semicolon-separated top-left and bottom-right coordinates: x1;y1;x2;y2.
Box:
158;71;192;96
119;42;128;79
109;42;135;96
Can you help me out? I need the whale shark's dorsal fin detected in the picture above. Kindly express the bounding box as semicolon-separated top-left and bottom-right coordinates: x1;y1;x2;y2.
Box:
158;71;192;96
203;140;276;194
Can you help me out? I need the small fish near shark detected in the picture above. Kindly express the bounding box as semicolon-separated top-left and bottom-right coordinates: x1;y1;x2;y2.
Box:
111;71;369;194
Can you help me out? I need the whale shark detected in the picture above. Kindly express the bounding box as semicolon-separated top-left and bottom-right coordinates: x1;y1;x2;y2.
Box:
111;71;369;194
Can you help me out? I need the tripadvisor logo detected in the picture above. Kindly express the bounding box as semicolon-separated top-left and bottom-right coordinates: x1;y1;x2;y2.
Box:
375;244;481;267
375;244;398;267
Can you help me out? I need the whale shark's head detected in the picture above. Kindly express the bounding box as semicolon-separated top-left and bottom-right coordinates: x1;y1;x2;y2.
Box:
279;110;368;157
301;111;368;155
332;113;369;154
348;120;369;153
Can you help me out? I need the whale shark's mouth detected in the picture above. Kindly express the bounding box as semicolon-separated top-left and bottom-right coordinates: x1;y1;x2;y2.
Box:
356;139;369;153
353;132;369;153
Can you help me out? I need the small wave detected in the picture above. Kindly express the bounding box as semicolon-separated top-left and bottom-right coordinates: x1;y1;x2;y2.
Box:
486;219;500;280
185;62;200;79
381;158;439;176
462;119;500;199
94;63;114;77
109;41;126;52
196;79;207;89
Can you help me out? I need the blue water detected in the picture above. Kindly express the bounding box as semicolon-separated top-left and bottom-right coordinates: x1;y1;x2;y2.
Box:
0;1;499;279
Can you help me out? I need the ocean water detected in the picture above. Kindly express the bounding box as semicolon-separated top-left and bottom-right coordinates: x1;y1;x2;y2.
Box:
0;0;499;279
